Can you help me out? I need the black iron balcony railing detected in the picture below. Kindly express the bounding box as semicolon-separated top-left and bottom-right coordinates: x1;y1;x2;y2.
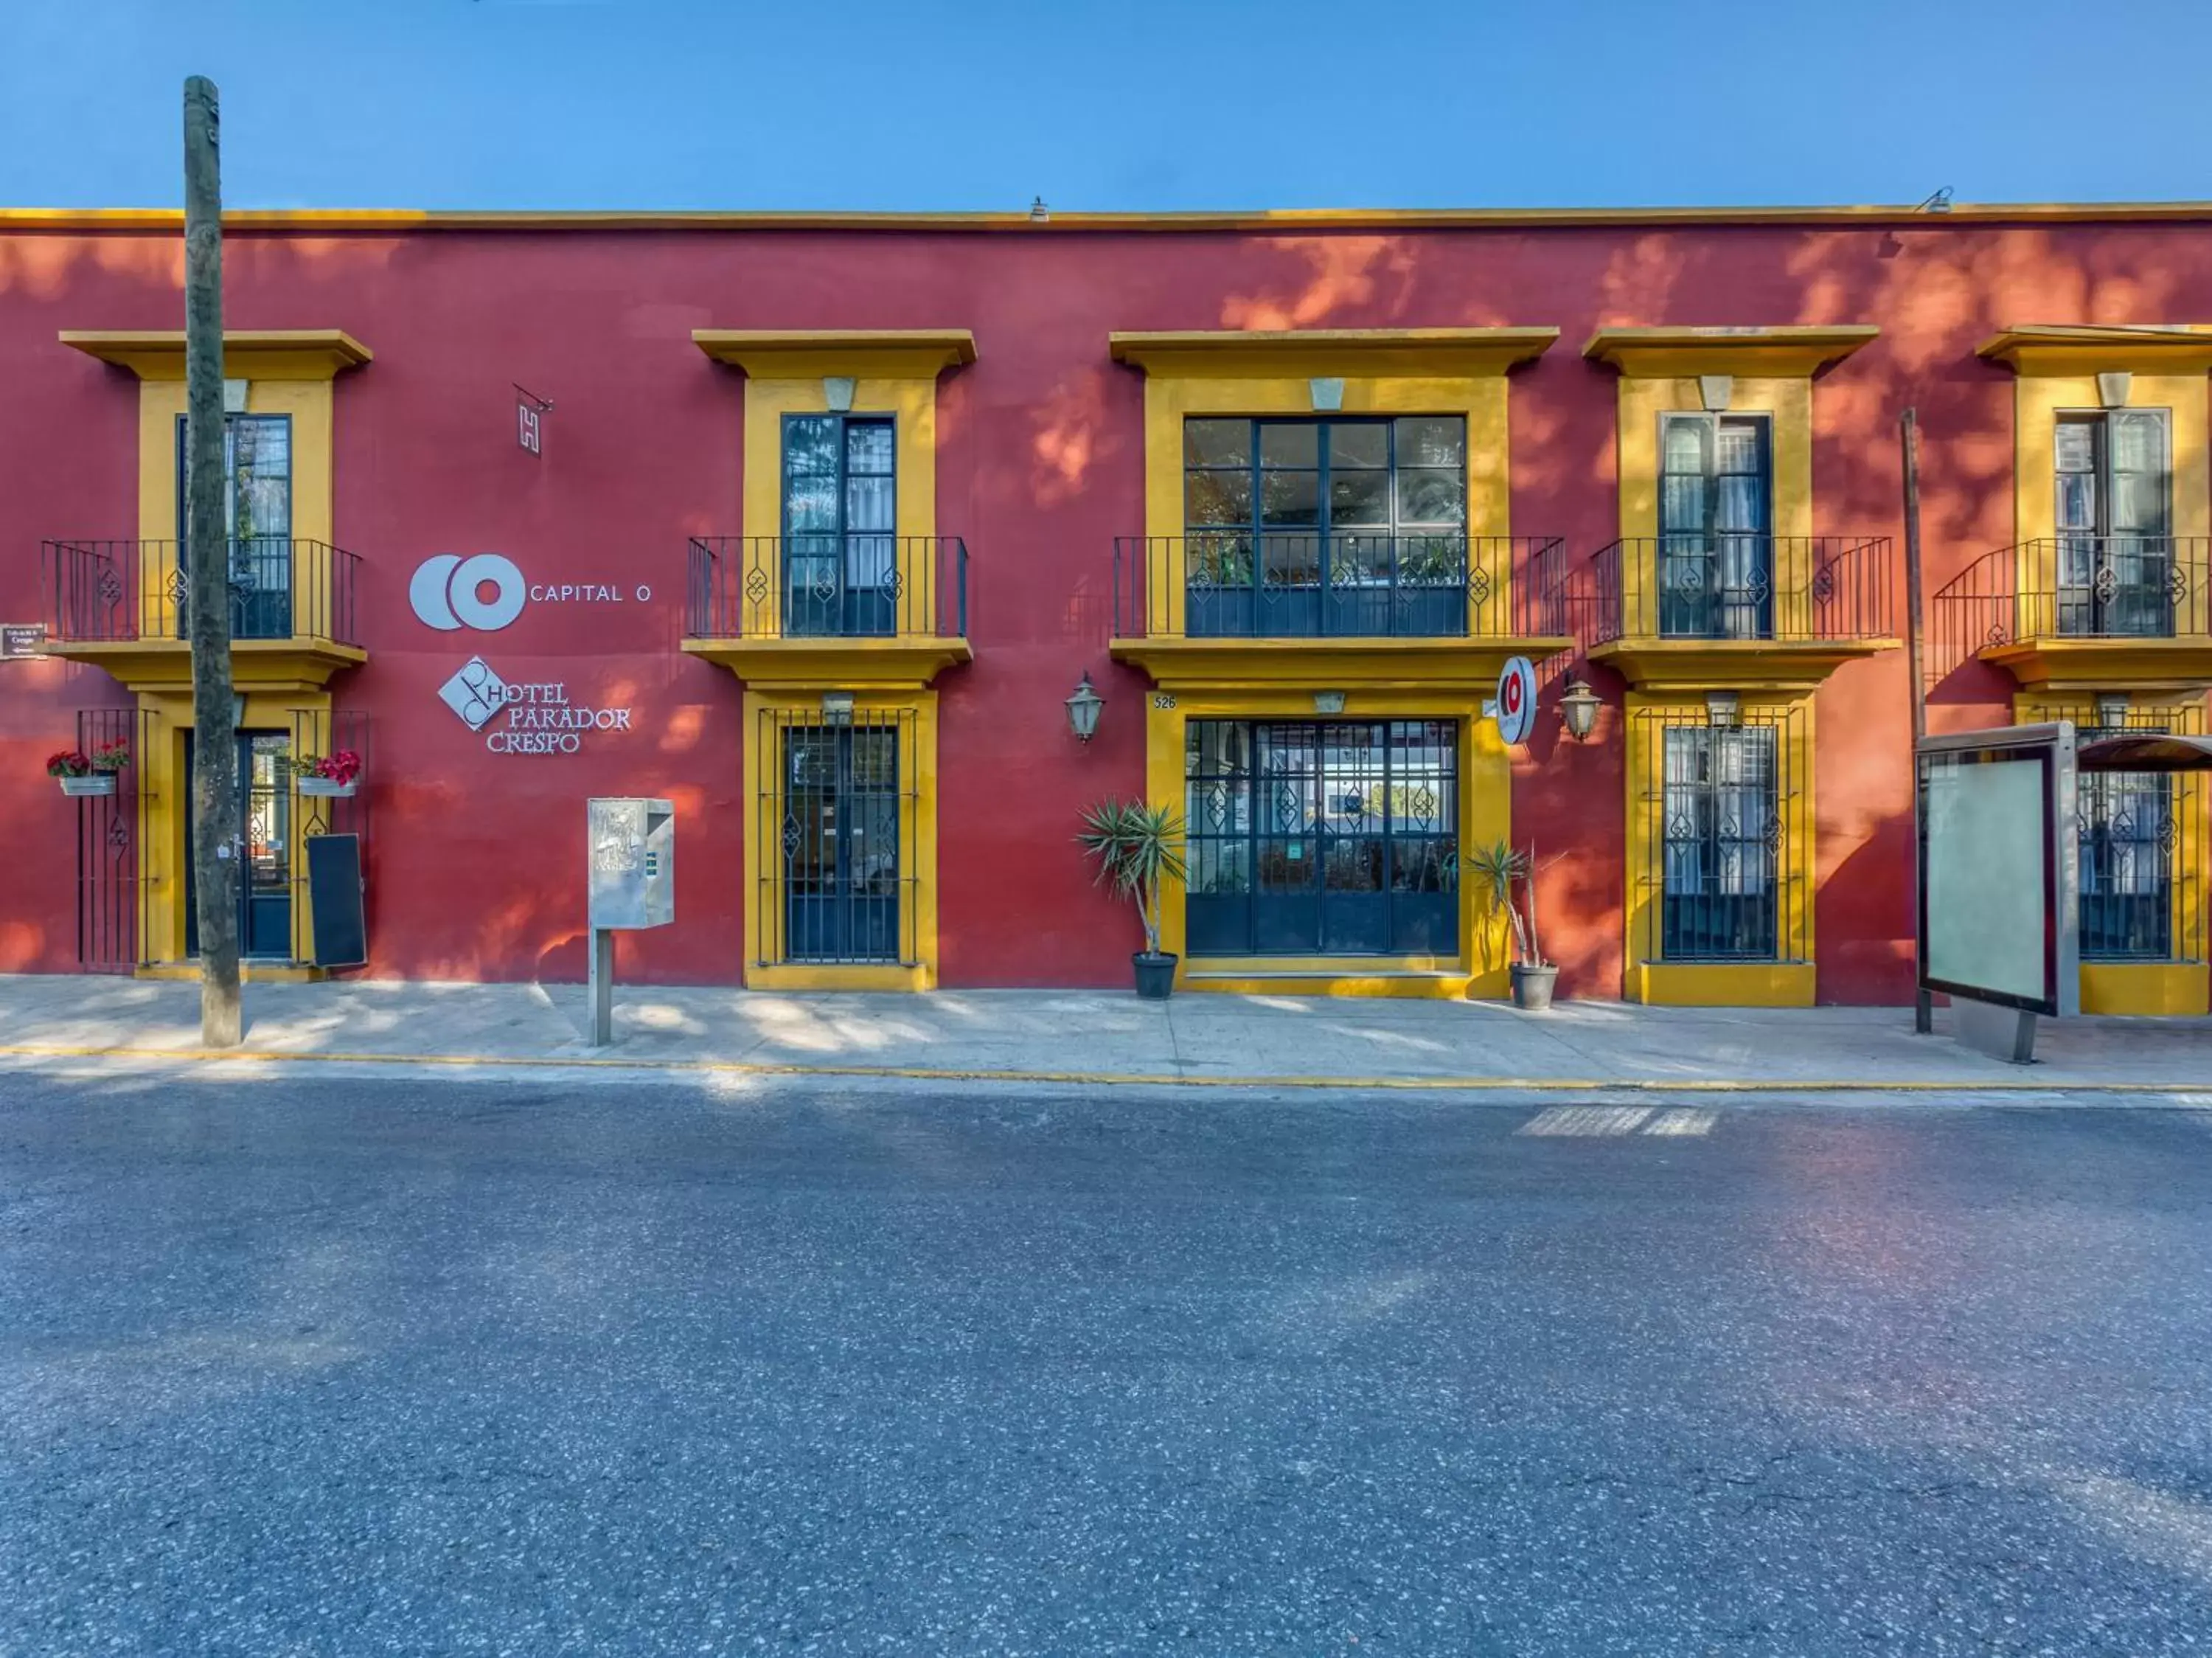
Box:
1580;534;1894;648
1935;536;2211;656
685;536;968;641
1113;534;1568;641
44;538;361;648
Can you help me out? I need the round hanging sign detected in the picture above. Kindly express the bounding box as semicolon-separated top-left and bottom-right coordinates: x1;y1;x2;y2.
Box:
1495;655;1537;747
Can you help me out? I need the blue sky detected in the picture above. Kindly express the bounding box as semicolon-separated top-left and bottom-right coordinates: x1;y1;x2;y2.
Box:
4;0;2209;211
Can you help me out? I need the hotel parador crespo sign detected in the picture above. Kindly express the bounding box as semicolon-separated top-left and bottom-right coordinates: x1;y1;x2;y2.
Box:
413;554;647;756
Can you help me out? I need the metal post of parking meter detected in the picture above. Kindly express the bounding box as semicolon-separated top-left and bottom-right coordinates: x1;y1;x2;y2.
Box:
585;797;675;1048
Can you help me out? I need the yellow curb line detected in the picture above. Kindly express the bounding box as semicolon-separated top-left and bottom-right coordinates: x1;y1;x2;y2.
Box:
0;1042;2201;1095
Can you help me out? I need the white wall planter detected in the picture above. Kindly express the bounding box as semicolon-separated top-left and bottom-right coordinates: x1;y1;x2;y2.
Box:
296;777;358;798
58;774;117;797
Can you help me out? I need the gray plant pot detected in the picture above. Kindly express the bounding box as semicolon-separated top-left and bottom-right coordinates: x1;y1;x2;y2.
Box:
296;777;357;797
1509;962;1558;1011
1133;951;1178;1000
58;774;116;797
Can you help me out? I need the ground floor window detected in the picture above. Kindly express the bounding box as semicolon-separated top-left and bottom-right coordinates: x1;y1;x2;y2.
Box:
1184;718;1457;956
2079;759;2174;960
1658;724;1781;962
751;707;922;969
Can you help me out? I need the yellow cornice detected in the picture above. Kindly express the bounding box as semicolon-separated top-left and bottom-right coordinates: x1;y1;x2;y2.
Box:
692;329;975;380
1107;634;1573;692
40;637;366;695
1583;326;1878;378
1108;327;1558;379
1980;637;2212;692
1978;324;2212;375
59;329;372;381
679;635;972;690
1587;636;1899;692
13;204;2212;233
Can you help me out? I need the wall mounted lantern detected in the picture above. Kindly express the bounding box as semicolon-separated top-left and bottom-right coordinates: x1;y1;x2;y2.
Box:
821;690;855;727
1065;673;1103;743
1559;677;1601;742
1705;690;1741;729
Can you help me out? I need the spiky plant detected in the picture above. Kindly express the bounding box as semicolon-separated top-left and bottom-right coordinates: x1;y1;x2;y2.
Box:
1076;799;1189;957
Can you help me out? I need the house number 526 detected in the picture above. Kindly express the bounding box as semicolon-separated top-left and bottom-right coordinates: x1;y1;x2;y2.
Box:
1152;693;1178;710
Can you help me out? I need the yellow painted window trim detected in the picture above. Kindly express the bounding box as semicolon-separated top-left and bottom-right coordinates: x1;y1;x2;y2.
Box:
740;689;941;993
1986;363;2211;650
128;688;338;970
2014;692;2207;1008
1141;688;1515;999
1621;690;1817;1004
1120;350;1546;640
712;340;973;638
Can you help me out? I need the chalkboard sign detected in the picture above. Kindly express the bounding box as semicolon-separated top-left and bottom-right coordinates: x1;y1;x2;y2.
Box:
305;833;366;968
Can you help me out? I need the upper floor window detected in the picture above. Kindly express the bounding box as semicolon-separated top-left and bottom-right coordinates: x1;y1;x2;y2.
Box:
782;414;896;637
174;412;292;543
174;412;293;638
1180;417;1467;638
1658;412;1772;639
2056;409;2173;637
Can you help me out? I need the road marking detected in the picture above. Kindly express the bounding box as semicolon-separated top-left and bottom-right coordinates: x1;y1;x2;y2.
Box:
1519;1106;1654;1137
1643;1108;1718;1137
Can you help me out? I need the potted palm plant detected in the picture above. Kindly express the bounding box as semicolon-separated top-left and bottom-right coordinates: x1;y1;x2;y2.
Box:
1077;799;1187;999
1467;839;1557;1010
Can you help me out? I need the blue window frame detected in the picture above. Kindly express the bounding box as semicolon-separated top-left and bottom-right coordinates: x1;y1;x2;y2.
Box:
1658;412;1772;639
173;412;293;639
782;414;897;637
1184;719;1458;956
1180;416;1467;637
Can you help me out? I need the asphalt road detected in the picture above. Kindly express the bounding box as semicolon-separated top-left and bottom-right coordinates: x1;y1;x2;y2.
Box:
2;1069;2210;1657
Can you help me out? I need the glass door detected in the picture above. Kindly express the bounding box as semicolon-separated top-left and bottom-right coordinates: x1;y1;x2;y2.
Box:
2056;411;2171;637
1658;414;1772;639
183;730;293;960
782;726;900;962
782;415;897;637
175;414;293;639
1184;720;1458;955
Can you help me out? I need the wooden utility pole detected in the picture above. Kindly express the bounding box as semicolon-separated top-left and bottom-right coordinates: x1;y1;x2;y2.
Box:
184;75;242;1047
1901;407;1933;1035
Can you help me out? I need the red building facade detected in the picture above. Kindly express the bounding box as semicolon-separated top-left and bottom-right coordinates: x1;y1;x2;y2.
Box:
3;205;2207;1011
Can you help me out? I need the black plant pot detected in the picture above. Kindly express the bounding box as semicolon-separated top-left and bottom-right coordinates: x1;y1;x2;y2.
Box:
1133;951;1178;1000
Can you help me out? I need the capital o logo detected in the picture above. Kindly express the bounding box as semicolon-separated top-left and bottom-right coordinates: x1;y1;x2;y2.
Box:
411;554;526;632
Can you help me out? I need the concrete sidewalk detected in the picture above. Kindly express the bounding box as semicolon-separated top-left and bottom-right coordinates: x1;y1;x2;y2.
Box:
0;973;2206;1093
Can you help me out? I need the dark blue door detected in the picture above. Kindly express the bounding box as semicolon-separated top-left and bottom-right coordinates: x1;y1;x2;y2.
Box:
782;726;900;962
183;730;293;960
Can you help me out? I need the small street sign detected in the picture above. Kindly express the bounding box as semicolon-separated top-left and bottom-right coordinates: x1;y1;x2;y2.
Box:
1;622;47;660
1495;654;1537;746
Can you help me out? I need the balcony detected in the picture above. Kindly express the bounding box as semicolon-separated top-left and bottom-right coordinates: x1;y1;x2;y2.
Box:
680;535;972;690
1109;533;1573;691
1577;533;1899;690
43;538;365;693
1936;536;2212;690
